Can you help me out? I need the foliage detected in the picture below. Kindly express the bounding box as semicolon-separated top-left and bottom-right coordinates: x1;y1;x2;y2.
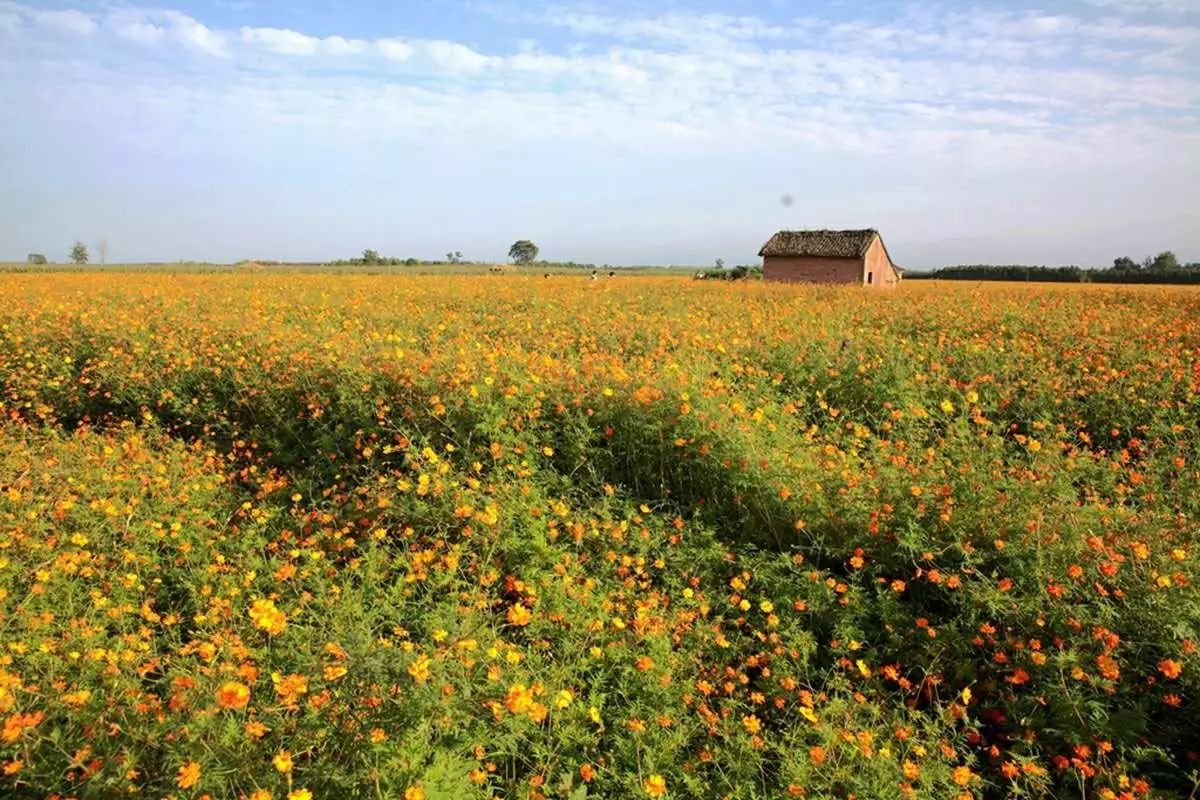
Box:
25;253;46;265
0;276;1198;799
924;254;1200;284
695;265;762;281
327;250;413;267
69;241;89;264
509;240;539;265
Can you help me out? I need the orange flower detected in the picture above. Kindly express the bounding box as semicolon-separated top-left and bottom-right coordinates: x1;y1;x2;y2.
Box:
1159;659;1182;679
176;761;201;789
506;604;533;627
644;774;667;797
952;766;974;786
216;681;250;710
580;763;596;783
272;672;308;708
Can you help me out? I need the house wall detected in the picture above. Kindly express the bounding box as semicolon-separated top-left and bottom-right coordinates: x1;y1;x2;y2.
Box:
763;256;864;284
863;238;900;288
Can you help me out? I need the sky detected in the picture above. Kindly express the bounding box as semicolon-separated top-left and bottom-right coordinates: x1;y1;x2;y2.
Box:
0;0;1197;267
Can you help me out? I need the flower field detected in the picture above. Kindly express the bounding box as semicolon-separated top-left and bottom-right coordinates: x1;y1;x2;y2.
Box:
0;273;1197;799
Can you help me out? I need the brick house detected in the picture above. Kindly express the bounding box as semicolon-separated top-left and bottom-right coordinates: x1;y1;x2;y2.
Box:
759;229;901;287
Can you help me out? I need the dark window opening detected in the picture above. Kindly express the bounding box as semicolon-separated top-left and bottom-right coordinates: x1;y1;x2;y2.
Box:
867;271;873;285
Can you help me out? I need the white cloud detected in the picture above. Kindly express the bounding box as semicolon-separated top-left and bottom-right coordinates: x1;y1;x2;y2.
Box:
163;10;228;57
114;20;165;45
32;9;96;36
241;26;320;56
377;37;414;61
1083;0;1200;13
324;35;368;56
2;2;1197;189
425;40;493;72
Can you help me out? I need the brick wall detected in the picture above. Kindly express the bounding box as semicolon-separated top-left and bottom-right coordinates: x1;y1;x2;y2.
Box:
763;256;863;284
863;238;900;288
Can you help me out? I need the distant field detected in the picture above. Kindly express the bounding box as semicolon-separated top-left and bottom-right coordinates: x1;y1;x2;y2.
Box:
1;275;1197;799
0;261;693;276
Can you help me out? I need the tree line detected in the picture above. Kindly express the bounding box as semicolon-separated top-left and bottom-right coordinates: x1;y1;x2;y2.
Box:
914;251;1200;284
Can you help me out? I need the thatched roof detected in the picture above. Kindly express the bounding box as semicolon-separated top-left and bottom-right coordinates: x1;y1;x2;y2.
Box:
758;229;879;259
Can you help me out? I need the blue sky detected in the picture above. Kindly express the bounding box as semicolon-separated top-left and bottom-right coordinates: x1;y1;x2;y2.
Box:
1;0;1197;267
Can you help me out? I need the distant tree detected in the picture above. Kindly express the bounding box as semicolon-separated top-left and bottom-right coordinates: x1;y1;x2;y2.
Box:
1112;256;1137;270
70;241;89;264
97;238;109;264
361;249;381;265
715;258;725;269
445;251;465;264
1150;251;1179;271
27;253;47;265
508;240;539;265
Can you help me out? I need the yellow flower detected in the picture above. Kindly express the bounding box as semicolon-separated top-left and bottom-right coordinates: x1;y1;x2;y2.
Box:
505;684;533;715
404;786;425;800
644;774;668;797
408;655;432;683
554;689;574;709
249;598;287;635
176;761;201;789
288;790;312;800
273;750;293;773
